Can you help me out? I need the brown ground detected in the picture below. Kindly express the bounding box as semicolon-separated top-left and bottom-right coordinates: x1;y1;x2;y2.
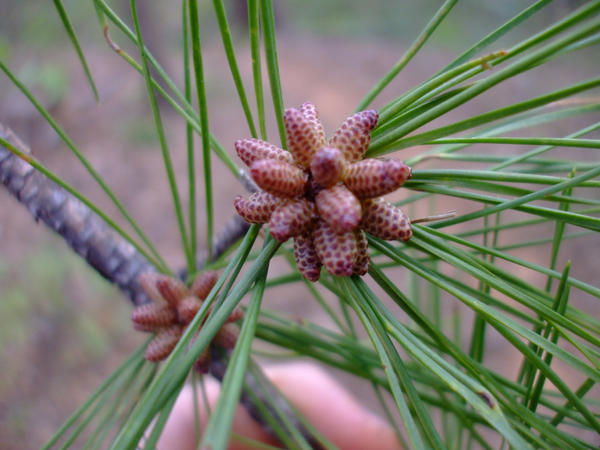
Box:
0;29;598;448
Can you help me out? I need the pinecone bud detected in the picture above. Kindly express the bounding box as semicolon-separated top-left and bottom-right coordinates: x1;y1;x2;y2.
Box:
250;159;308;198
235;138;295;167
284;107;327;168
131;303;178;332
310;146;347;188
231;102;415;282
293;232;322;281
315;183;362;234
353;230;370;276
177;296;202;324
138;272;170;305
269;198;316;243
155;275;189;308
329;110;378;163
300;102;326;144
360;198;412;241
234;192;283;224
190;271;219;300
145;325;183;362
313;220;358;277
344;158;411;199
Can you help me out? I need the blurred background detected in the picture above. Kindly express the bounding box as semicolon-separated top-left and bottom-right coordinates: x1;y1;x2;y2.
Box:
0;0;597;448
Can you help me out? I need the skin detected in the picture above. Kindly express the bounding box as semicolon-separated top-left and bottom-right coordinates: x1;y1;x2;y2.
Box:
158;361;402;450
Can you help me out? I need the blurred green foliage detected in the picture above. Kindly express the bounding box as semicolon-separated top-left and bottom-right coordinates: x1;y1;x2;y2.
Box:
17;62;70;106
281;0;581;43
0;1;587;52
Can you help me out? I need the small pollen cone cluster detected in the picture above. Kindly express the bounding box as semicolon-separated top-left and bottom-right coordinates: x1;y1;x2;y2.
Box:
234;102;413;281
131;271;242;373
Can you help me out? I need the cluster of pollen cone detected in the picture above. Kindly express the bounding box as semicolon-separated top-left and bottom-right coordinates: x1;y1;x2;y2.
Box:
131;271;242;371
234;102;413;281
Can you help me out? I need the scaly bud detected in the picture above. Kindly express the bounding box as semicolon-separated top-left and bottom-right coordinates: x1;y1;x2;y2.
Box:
214;323;239;349
293;232;322;282
155;275;189;308
131;303;178;332
284;107;327;168
145;325;183;362
344;158;411;198
313;220;358;277
190;271;219;300
310;147;347;188
353;229;370;276
177;296;202;324
234;191;283;224
329;110;378;163
138;272;169;305
300;102;326;145
315;184;361;234
269;198;316;242
360;198;412;241
250;159;308;198
235;138;294;167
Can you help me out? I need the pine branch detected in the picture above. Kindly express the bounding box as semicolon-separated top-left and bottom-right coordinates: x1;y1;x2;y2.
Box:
0;123;154;305
0;123;316;447
0;123;254;303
